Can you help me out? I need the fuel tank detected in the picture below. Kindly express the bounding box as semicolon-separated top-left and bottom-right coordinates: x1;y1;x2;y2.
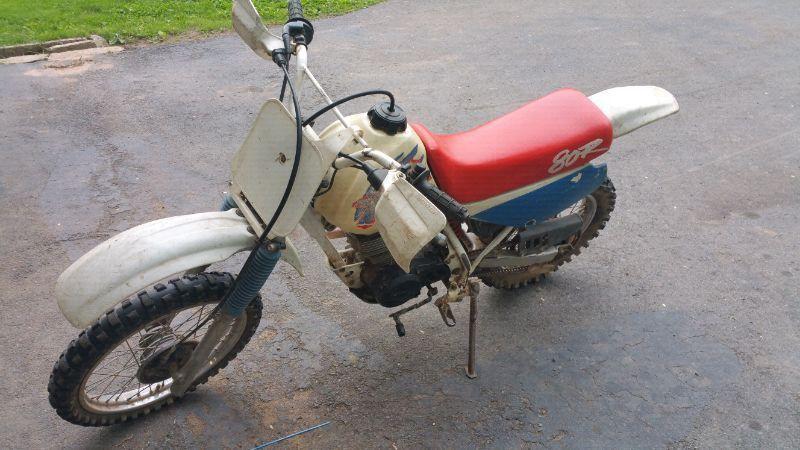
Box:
313;113;426;235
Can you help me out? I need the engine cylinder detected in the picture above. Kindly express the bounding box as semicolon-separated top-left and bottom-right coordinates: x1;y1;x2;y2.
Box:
346;233;450;308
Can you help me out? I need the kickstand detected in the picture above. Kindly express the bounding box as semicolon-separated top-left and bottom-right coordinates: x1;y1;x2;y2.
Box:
465;279;480;379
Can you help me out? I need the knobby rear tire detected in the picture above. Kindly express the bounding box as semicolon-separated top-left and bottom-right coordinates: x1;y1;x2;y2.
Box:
48;272;262;426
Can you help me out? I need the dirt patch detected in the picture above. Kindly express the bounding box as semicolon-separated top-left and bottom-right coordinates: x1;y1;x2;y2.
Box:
185;412;207;436
22;47;120;77
25;61;113;77
256;389;317;429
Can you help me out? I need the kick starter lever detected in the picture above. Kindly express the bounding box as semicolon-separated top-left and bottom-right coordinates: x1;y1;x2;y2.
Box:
389;286;438;337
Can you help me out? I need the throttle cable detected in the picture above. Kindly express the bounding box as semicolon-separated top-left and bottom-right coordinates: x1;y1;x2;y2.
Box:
303;90;395;127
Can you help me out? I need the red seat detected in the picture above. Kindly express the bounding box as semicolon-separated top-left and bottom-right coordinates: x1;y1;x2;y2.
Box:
411;88;613;204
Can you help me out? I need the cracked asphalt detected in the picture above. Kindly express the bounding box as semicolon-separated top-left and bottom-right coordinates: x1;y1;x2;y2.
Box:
1;0;799;448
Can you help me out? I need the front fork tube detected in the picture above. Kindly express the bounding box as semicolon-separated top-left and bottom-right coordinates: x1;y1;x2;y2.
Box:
170;310;239;396
171;230;282;396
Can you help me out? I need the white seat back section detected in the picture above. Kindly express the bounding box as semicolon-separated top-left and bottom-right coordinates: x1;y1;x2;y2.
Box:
589;86;679;138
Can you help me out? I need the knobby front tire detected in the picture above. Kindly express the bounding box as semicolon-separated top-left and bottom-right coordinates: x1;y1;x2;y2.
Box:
48;272;262;426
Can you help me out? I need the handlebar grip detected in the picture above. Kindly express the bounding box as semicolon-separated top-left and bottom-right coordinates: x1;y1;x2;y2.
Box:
287;0;304;21
413;177;469;222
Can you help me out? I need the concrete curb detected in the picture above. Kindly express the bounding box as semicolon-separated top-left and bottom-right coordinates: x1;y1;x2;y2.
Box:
0;35;109;59
0;46;123;65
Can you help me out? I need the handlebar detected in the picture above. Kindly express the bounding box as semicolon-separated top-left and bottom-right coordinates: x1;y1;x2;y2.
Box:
284;0;314;46
287;0;305;22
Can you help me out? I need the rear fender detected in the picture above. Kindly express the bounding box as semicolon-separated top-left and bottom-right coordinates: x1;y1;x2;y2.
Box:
56;210;302;329
589;86;679;138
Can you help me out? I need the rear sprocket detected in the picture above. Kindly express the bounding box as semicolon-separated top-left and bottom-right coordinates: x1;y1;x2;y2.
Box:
479;179;616;290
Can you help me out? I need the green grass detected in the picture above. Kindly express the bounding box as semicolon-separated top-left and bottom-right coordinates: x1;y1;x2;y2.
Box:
0;0;381;46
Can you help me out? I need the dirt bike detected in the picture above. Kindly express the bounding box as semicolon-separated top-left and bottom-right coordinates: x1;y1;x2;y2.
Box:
48;0;679;426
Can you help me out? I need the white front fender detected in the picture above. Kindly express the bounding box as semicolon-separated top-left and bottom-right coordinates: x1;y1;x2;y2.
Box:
56;210;303;329
589;86;679;138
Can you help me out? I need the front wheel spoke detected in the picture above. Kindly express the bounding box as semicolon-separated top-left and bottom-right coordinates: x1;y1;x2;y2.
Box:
94;373;121;399
124;340;142;369
79;302;237;412
100;346;150;369
162;324;183;341
105;337;173;361
194;305;206;330
103;350;135;363
170;309;202;333
110;375;137;402
85;374;114;391
172;307;211;335
93;355;139;389
90;372;133;378
133;381;160;399
115;354;140;374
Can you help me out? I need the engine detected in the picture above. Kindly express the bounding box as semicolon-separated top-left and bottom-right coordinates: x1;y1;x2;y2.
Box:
347;233;450;308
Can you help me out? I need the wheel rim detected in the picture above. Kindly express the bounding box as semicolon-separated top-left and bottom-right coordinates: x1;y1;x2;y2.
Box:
557;194;598;235
78;303;247;415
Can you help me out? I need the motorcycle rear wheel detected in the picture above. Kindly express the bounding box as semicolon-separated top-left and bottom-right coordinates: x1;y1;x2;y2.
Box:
48;272;262;426
479;179;616;290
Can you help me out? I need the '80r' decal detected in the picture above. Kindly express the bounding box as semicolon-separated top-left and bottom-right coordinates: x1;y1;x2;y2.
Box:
547;138;607;174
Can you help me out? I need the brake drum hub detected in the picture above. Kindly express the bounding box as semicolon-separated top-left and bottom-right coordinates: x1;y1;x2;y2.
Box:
136;341;198;384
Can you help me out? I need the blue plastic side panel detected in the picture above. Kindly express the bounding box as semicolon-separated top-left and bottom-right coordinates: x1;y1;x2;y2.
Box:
473;163;607;227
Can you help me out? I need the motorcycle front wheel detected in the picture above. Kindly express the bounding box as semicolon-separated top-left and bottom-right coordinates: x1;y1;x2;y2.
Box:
48;272;262;426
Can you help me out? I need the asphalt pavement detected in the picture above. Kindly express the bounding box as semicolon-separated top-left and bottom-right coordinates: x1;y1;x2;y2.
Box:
1;0;798;448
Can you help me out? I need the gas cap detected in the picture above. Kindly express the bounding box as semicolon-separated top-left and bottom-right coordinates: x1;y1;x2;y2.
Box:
368;101;407;135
